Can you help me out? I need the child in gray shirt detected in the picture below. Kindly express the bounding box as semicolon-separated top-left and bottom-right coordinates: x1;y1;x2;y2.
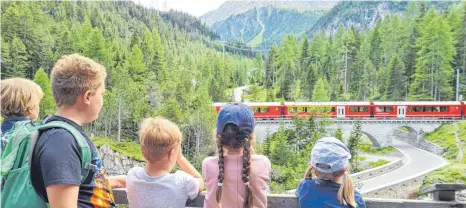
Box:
126;117;204;208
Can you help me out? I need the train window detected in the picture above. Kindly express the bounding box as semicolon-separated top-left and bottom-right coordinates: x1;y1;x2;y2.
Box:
288;107;298;113
408;107;416;112
331;107;336;112
261;107;269;113
299;107;309;113
424;107;433;112
440;106;449;112
254;107;261;113
376;106;393;112
359;107;368;112
350;107;359;112
350;106;368;112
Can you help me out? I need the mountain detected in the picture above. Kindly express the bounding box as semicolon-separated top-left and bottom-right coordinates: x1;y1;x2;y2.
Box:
211;6;324;48
307;1;457;36
200;0;338;26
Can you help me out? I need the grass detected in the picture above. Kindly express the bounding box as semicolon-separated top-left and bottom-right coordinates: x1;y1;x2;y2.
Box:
92;137;144;162
369;159;390;168
359;145;397;155
399;127;409;132
424;122;466;162
423;164;466;188
421;121;466;190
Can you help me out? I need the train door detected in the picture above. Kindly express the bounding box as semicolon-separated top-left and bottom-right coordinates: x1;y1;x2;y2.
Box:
397;106;406;118
337;106;345;118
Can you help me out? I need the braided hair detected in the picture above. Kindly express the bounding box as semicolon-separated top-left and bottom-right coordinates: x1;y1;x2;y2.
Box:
216;123;254;208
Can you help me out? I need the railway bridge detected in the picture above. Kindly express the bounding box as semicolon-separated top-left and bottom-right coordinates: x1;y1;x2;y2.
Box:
254;118;457;148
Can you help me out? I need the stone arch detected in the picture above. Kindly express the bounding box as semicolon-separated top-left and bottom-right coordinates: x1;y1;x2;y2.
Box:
397;125;418;139
361;131;381;149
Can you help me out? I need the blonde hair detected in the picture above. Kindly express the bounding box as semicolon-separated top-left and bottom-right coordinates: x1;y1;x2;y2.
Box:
139;117;182;163
304;165;357;207
51;54;106;106
1;78;44;118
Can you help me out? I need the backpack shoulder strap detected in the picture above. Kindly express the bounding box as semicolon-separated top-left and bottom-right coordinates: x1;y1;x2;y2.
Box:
29;121;92;183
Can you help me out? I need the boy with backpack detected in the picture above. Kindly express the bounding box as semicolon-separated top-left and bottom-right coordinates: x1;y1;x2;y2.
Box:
1;54;125;208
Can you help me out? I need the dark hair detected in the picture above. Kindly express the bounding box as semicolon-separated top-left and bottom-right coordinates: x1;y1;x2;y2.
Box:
216;123;253;208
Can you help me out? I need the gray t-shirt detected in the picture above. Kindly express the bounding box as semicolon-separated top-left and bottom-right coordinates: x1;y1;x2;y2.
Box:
127;167;200;208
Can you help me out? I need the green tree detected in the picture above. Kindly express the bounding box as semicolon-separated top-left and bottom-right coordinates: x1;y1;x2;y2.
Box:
33;68;56;118
386;55;407;101
334;128;344;142
347;119;362;172
312;78;330;102
410;9;456;101
7;37;29;78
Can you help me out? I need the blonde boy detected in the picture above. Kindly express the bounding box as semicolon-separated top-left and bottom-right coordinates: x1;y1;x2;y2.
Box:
30;54;124;208
127;117;204;208
1;78;44;133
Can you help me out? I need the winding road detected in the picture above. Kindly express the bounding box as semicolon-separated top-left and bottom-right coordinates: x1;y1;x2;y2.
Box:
358;139;448;193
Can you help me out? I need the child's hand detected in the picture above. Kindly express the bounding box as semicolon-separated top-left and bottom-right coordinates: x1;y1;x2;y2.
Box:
109;175;127;188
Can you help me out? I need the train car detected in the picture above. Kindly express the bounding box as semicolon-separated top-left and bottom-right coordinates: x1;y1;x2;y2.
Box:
283;102;372;119
373;101;463;118
284;102;336;118
247;102;282;119
212;102;282;119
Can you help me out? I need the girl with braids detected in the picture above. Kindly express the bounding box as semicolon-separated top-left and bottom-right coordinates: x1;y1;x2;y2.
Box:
296;137;366;208
203;103;271;208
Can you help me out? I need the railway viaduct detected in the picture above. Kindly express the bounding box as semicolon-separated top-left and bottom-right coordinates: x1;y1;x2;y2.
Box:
254;119;456;148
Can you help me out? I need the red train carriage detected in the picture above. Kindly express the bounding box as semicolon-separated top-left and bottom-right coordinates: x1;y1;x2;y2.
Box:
283;102;337;118
247;102;282;119
373;101;464;118
212;101;466;119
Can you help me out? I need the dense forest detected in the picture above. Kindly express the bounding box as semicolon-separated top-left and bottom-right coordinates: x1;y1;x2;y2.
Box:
0;1;256;167
246;2;466;102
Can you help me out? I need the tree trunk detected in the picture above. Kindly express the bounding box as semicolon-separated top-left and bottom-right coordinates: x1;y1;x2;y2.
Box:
117;93;122;142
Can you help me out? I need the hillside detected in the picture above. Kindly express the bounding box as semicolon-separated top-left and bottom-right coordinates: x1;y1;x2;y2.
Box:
307;1;457;36
200;0;337;26
1;1;254;168
212;6;323;48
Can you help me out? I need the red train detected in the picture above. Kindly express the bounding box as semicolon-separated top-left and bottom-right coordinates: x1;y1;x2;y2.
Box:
212;101;466;119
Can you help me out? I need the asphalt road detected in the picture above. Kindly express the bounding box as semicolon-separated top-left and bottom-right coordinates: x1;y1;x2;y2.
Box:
358;139;448;193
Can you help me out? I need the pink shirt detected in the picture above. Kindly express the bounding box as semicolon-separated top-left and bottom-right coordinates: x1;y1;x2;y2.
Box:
202;154;271;208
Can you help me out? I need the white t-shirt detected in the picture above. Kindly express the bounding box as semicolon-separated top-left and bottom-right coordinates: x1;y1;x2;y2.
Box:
126;167;200;208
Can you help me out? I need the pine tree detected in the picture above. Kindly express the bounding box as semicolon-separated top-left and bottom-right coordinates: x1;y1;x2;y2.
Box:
1;37;12;79
410;9;456;101
334;128;344;142
312;78;330;102
347;119;362;172
153;28;168;84
386;55;407;101
141;27;155;66
8;37;29;78
33;68;56;118
84;28;107;63
265;46;277;89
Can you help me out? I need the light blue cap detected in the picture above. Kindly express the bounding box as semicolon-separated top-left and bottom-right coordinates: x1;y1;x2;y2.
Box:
310;137;351;173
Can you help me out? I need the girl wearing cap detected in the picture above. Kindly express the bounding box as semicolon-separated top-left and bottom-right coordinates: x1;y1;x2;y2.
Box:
202;103;271;208
296;137;366;208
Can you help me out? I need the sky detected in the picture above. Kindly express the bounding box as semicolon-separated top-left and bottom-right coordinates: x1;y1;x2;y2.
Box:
134;0;227;17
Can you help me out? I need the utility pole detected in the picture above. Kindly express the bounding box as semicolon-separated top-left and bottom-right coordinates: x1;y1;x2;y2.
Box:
457;68;464;101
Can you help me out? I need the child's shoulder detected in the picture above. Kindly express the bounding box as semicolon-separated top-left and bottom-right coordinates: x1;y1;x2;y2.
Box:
202;156;219;167
128;166;145;177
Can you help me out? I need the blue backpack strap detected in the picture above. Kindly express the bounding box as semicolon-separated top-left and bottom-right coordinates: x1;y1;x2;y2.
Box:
33;121;92;183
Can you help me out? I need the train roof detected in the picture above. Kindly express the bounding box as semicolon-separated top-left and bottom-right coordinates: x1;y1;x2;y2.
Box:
284;102;370;106
211;102;281;107
372;101;463;105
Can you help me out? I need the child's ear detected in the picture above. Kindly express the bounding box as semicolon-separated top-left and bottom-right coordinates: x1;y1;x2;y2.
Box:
168;149;176;162
83;90;92;105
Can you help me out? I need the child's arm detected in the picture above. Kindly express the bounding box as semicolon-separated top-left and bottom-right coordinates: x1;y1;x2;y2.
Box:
108;175;127;188
177;154;205;191
46;184;79;208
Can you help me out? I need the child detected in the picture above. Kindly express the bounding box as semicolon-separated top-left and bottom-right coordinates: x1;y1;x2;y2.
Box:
296;137;366;208
203;103;271;208
30;54;124;208
1;78;44;134
126;117;204;208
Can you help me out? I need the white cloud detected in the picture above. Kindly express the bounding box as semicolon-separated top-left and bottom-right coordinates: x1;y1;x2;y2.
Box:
135;0;226;17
